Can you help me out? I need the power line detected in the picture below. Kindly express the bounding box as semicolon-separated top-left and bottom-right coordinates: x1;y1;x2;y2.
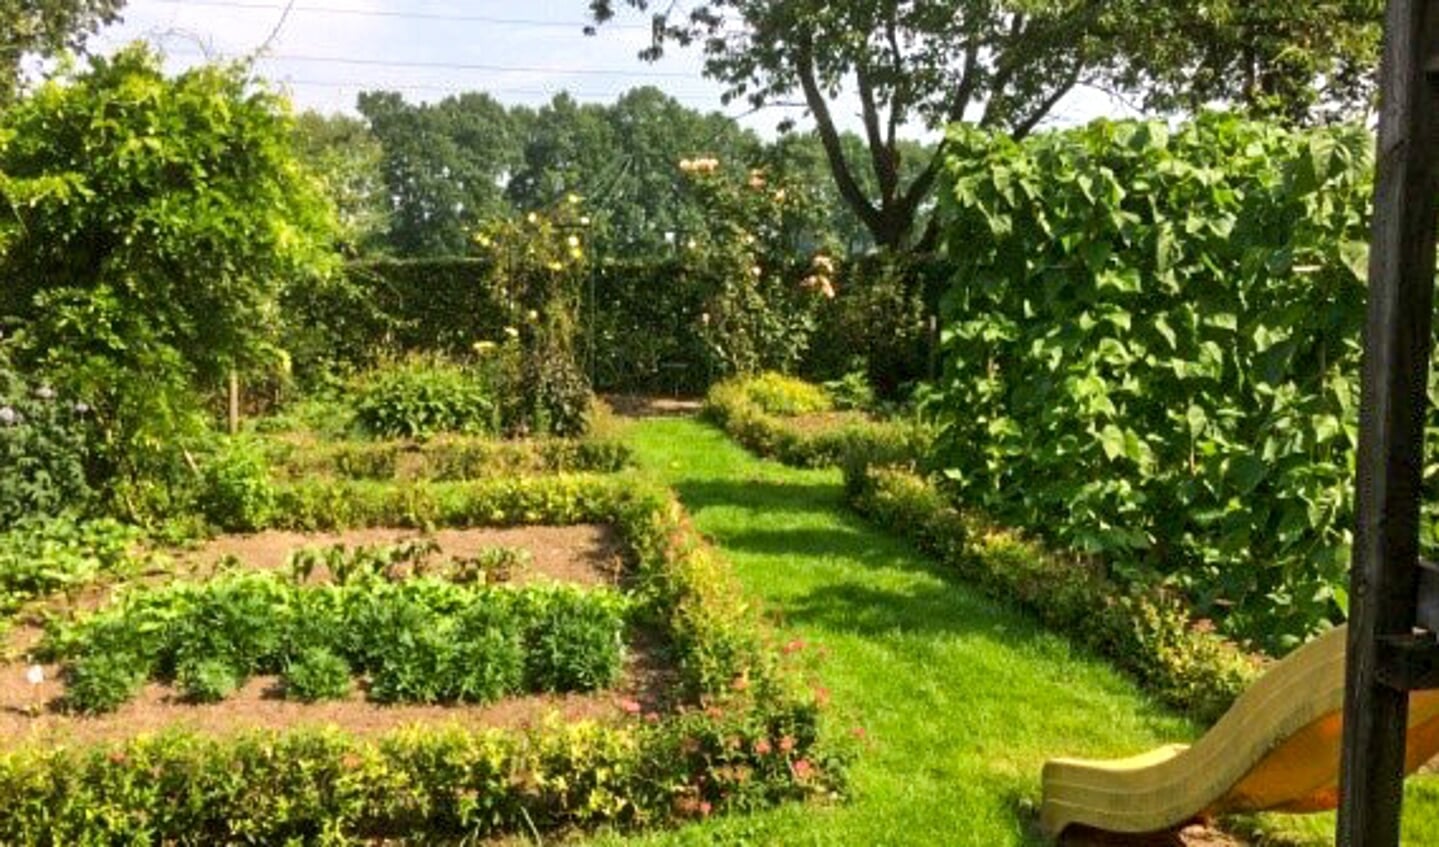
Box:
134;0;648;30
161;46;700;79
274;77;722;105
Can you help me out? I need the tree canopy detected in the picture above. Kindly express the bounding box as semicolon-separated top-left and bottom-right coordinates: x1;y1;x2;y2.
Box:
0;0;126;106
587;1;1382;251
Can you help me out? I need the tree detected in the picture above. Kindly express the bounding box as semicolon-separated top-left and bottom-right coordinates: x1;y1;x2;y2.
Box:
293;111;388;256
0;0;126;106
0;45;337;504
587;1;1382;252
506;87;760;256
359;90;522;256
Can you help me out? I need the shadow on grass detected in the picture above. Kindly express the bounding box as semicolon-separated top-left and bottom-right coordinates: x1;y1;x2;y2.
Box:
668;478;846;517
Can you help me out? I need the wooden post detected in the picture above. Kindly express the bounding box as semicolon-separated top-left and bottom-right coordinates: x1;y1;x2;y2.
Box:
1338;1;1439;844
228;370;240;436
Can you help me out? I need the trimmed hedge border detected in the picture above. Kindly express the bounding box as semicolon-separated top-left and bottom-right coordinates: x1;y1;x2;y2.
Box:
845;462;1262;723
262;434;633;482
702;377;932;470
0;473;846;841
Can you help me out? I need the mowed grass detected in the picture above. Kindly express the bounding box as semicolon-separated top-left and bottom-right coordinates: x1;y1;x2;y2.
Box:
583;418;1198;846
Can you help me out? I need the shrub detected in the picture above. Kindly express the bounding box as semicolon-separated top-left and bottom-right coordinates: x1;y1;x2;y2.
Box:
197;437;277;532
63;653;146;715
704;375;932;470
0;343;93;525
739;372;833;416
283;647;352;702
176;658;242;704
351;357;497;439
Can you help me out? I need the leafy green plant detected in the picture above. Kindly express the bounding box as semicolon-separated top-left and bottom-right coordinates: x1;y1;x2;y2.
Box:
176;658;242;704
520;587;628;692
935;114;1375;651
452;546;531;585
63;652;146;715
283;647;352;702
197;437;277;532
0;341;93;524
0;516;145;617
351;356;497;439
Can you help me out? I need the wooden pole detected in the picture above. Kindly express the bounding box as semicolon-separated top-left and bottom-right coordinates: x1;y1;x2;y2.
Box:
228;370;240;436
1338;2;1439;844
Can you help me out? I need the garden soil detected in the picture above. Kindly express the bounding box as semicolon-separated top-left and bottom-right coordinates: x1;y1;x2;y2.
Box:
0;525;673;752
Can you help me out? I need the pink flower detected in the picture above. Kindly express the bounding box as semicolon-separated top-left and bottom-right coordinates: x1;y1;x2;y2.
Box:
754;738;772;756
778;735;796;754
620;699;642;715
791;759;814;779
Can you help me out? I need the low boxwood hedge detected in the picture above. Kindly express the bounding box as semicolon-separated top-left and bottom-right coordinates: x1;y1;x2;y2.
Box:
845;462;1262;723
703;376;931;470
4;471;848;841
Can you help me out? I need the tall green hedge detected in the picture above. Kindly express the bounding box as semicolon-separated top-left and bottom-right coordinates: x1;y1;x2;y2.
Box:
934;113;1381;652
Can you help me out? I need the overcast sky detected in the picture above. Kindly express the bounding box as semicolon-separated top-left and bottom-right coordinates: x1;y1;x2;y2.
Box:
86;0;1135;137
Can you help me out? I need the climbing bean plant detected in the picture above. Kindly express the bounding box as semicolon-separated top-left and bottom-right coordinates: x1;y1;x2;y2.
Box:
933;114;1386;652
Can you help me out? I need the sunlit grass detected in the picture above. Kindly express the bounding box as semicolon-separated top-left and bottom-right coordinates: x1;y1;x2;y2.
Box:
581;418;1193;845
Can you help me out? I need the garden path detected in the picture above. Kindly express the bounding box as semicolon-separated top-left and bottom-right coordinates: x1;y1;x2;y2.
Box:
590;416;1248;846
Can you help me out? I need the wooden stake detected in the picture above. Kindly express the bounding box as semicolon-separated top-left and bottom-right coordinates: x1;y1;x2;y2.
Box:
228;370;240;435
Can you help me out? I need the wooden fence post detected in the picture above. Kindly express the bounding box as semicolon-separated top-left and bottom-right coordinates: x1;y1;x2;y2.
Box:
1338;1;1439;844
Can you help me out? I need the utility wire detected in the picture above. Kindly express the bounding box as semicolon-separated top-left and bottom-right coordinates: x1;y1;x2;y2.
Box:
161;46;700;79
135;0;648;30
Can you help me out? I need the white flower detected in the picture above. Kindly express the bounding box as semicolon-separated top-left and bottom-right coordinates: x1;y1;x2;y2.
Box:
567;235;580;248
35;386;55;401
25;665;44;686
0;406;16;425
504;326;520;339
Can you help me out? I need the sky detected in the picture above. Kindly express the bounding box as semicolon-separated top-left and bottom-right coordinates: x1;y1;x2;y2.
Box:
85;0;1136;138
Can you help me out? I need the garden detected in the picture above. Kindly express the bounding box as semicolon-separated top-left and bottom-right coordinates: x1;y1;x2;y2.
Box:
2;3;1438;844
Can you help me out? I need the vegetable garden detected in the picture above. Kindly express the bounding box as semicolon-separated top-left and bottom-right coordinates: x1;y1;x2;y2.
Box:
2;14;1439;844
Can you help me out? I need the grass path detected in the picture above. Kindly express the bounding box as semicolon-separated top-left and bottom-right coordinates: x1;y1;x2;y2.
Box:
588;417;1200;846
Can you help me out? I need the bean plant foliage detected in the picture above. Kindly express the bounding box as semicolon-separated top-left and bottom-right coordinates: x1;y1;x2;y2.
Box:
934;114;1376;652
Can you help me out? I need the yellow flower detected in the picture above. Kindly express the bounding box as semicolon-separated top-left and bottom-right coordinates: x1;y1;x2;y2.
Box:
526;212;539;224
527;309;540;321
504;326;520;339
473;340;498;354
546;260;564;271
567;193;582;205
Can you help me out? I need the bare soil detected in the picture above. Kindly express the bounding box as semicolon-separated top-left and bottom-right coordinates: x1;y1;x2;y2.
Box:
0;525;675;752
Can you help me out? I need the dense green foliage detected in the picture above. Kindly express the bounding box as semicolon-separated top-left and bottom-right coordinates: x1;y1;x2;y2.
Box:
933;114;1375;652
350;357;499;439
43;571;630;713
0;45;338;514
704;375;932;471
259;432;633;483
0;516;144;617
0;341;93;523
0;709;836;844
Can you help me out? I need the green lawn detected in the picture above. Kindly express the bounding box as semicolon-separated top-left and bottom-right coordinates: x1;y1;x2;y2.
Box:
583;418;1192;846
586;417;1438;846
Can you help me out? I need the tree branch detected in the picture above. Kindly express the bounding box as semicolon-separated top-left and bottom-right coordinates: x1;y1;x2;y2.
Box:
856;64;897;206
794;35;884;238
